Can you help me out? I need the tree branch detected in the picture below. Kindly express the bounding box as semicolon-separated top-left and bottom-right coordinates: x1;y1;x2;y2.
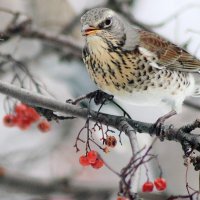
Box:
118;119;141;195
0;80;200;159
21;28;82;58
0;14;82;59
0;169;111;198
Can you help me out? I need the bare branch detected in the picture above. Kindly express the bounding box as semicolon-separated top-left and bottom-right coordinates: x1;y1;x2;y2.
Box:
21;28;82;58
118;119;138;155
0;9;82;59
0;169;111;198
118;119;140;195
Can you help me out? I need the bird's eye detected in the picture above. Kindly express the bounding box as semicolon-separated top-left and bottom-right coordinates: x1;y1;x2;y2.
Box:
104;18;112;28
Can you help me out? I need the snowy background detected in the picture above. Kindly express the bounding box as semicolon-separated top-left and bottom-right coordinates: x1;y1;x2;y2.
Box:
0;0;200;199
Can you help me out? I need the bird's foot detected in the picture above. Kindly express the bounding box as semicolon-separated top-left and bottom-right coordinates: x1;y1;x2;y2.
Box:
66;98;77;105
92;90;113;105
66;90;113;105
150;110;177;141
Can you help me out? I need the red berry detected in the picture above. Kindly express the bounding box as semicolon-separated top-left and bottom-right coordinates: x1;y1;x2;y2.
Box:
154;178;167;191
16;117;32;130
3;114;16;127
38;120;51;132
26;107;40;122
87;150;98;164
91;158;104;169
79;155;90;166
142;181;154;192
15;104;28;116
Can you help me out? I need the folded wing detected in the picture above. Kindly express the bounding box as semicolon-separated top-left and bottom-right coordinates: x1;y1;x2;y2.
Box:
138;30;200;73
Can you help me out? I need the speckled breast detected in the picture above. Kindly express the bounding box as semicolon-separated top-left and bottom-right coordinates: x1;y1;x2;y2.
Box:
82;38;192;97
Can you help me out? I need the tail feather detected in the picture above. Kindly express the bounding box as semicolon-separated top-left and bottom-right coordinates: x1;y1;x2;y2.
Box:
192;86;200;97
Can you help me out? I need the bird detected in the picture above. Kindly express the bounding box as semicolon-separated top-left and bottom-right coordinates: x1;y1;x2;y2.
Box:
80;7;200;128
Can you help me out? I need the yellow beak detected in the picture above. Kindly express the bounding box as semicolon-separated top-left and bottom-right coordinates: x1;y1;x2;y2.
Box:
82;25;99;36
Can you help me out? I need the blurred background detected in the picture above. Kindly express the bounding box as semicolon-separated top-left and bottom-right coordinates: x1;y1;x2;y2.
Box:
0;0;200;199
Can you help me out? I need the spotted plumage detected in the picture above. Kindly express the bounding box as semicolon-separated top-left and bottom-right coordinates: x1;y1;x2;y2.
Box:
81;8;200;114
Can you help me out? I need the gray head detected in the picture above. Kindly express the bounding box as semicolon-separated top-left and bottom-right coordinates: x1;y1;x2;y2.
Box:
81;8;115;29
81;8;139;50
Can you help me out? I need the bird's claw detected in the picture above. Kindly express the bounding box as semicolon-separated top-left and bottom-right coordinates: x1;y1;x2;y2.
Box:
150;119;165;141
92;90;113;105
150;110;176;140
181;140;193;157
66;90;113;106
66;99;76;105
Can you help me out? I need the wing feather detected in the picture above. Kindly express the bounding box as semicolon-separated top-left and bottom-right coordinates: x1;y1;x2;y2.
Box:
138;30;200;72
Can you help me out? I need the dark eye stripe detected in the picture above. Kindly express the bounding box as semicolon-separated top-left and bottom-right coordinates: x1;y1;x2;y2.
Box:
98;21;104;29
98;18;112;29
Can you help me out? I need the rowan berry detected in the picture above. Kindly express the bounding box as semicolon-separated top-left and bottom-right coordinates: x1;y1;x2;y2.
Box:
16;117;32;130
38;120;51;132
154;178;167;191
79;155;90;166
91;158;104;169
15;103;28;116
3;114;16;127
26;107;40;122
142;181;154;192
87;150;98;164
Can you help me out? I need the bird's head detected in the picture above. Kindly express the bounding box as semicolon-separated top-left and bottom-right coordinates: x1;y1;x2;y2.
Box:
81;8;126;46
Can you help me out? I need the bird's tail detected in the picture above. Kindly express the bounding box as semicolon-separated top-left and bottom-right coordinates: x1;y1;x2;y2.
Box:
192;74;200;97
192;85;200;97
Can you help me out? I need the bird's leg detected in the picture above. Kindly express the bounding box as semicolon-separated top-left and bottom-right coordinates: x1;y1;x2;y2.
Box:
66;90;99;105
66;90;132;119
151;110;177;140
66;93;90;105
66;90;113;105
93;90;113;105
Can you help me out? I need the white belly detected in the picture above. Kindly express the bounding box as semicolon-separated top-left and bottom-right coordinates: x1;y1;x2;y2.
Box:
106;73;196;113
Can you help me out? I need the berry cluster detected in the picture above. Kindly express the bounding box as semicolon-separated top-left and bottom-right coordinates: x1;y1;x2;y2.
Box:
142;178;167;192
3;103;51;132
116;178;167;200
79;150;104;169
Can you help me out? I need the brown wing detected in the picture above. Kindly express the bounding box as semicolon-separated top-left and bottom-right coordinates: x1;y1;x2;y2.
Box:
138;30;200;72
